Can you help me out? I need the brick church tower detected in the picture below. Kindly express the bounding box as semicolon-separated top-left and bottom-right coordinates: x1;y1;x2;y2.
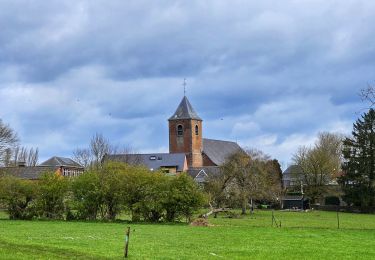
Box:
169;96;203;168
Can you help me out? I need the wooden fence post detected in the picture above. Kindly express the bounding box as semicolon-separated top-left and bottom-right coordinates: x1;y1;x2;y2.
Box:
124;227;130;258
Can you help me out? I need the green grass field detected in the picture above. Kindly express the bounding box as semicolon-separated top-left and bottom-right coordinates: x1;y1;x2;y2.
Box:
0;210;374;259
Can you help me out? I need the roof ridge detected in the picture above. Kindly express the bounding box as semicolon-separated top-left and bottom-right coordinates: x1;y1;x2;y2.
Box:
203;138;237;144
39;156;82;167
108;152;183;156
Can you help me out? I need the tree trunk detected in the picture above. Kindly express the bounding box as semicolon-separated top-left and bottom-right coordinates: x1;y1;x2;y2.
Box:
201;208;231;218
241;199;247;215
131;209;140;222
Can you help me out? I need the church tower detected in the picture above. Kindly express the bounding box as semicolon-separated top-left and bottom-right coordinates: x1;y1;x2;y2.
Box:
169;96;203;168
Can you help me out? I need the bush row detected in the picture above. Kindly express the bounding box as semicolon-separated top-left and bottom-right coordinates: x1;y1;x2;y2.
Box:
0;161;205;222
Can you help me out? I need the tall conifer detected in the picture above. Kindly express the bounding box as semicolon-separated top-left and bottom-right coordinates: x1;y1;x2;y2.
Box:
340;109;375;207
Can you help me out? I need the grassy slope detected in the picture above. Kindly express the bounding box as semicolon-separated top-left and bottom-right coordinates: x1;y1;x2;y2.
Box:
0;210;374;259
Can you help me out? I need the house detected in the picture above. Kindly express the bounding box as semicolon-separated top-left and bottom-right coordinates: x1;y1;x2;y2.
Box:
282;165;304;188
39;156;84;177
187;166;222;184
0;156;84;180
105;153;188;173
107;95;242;174
282;165;345;207
283;165;341;189
281;166;309;209
281;195;309;210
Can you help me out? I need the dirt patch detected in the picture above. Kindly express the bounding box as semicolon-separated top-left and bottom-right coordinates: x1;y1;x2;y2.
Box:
190;218;213;227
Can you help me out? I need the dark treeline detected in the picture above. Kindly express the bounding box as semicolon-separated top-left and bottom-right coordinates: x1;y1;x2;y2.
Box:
0;161;205;222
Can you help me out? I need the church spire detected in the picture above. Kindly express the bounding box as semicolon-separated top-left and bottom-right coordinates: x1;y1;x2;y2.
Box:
169;96;202;121
168;88;203;168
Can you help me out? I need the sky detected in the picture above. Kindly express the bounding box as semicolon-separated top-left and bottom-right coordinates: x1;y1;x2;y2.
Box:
0;0;374;169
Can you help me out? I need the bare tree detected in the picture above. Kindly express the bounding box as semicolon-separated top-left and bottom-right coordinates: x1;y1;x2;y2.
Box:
7;146;39;166
0;120;19;166
246;148;271;161
2;148;12;166
205;166;235;210
245;149;283;207
360;84;375;107
27;147;39;166
112;145;142;165
73;133;111;169
90;133;112;166
73;148;93;168
73;133;139;169
220;151;270;214
205;149;283;214
292;132;343;203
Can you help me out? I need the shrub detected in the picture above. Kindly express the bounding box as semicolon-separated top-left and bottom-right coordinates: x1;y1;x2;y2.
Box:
164;173;205;222
122;168;205;222
99;161;129;221
1;162;206;223
325;196;340;206
0;176;37;220
35;173;69;219
71;171;102;220
121;165;153;221
135;172;169;222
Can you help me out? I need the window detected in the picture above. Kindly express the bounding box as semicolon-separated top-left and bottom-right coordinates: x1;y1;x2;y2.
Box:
177;125;183;136
195;125;199;135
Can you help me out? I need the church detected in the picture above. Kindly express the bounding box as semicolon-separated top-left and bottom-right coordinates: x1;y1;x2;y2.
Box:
107;95;242;179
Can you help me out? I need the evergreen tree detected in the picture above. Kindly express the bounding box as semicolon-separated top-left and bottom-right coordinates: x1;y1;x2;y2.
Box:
339;109;375;207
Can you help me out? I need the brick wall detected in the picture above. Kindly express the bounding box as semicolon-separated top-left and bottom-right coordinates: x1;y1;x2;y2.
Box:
203;153;216;166
169;119;203;168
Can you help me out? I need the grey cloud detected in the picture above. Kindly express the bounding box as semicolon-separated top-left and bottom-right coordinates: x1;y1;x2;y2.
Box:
0;0;373;164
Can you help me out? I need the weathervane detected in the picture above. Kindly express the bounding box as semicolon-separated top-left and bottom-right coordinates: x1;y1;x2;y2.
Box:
183;78;187;96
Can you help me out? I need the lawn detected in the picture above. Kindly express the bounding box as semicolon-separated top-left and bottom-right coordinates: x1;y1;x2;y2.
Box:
0;210;374;259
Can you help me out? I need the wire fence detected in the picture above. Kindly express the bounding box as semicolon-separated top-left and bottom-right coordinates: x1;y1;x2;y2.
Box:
269;209;375;230
207;209;375;230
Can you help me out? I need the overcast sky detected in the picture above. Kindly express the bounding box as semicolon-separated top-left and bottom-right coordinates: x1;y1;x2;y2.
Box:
0;0;373;169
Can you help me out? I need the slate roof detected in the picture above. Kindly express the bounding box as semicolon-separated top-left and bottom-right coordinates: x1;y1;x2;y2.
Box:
188;166;222;183
202;138;242;166
283;165;334;185
282;195;304;201
39;156;83;168
169;96;202;121
283;165;303;175
0;166;58;180
105;153;187;172
283;165;303;182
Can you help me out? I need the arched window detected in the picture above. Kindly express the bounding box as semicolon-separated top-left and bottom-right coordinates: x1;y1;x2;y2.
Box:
177;125;183;136
195;125;199;136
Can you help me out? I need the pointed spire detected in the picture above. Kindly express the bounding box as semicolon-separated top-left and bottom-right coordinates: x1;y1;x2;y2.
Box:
169;96;202;121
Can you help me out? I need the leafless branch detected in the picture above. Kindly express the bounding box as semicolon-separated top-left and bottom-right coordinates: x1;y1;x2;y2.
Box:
360;83;375;107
